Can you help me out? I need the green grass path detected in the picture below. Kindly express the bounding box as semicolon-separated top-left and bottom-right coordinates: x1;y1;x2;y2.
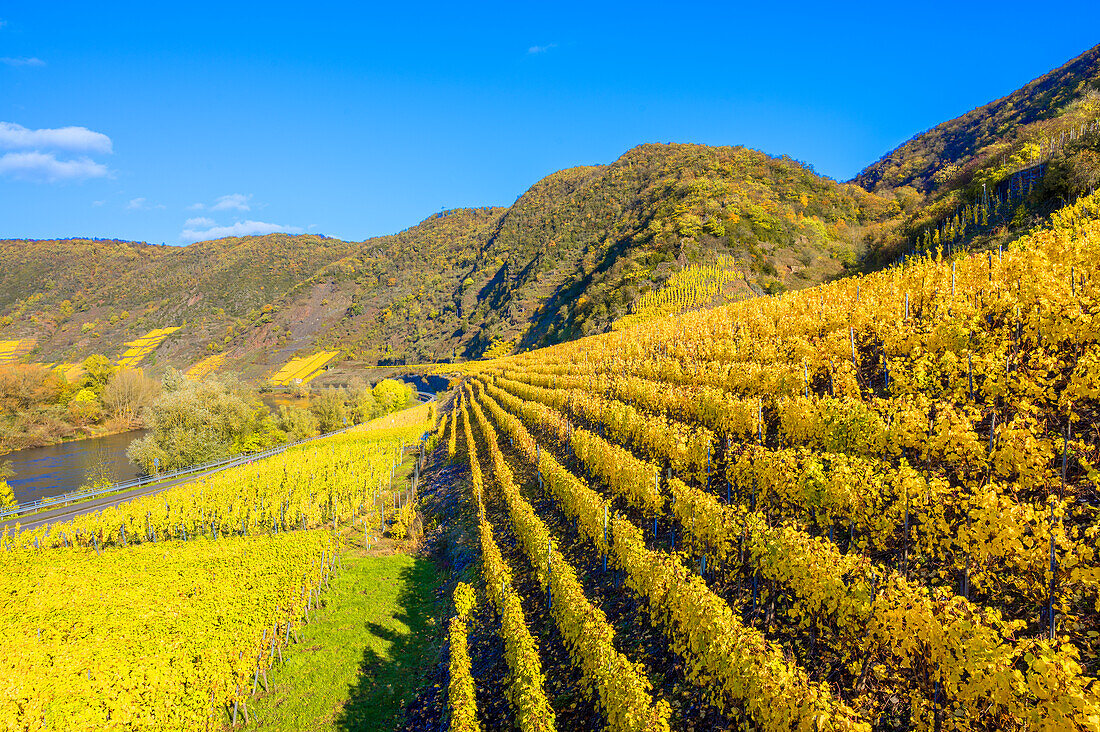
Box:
250;551;442;731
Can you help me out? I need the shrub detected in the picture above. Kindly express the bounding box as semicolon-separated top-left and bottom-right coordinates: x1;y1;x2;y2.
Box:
310;388;349;433
67;388;102;426
127;373;280;473
372;379;413;414
277;404;319;441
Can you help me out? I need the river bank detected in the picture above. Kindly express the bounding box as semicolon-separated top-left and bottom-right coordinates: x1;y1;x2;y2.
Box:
0;419;144;460
4;428;151;505
3;374;431;506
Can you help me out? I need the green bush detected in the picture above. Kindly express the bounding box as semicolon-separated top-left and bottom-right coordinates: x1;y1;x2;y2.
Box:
67;388;103;426
277;404;319;441
127;371;282;473
310;388;348;433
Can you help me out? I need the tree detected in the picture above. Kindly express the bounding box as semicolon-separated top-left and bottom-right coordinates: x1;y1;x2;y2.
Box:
80;355;116;393
277;404;319;441
346;378;380;424
311;388;348;433
102;368;160;424
0;460;14;510
67;388;103;427
0;365;64;415
127;373;280;473
161;367;187;393
373;379;413;414
351;388;380;424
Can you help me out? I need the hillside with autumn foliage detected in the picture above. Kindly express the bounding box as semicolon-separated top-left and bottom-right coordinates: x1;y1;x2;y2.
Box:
855;43;1100;264
1;43;1098;382
0;143;893;377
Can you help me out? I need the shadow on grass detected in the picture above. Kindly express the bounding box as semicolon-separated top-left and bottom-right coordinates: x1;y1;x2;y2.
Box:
335;556;442;732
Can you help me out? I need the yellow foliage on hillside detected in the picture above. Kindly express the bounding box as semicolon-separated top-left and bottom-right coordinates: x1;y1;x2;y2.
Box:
0;339;36;365
117;328;181;368
185;353;227;379
269;351;339;386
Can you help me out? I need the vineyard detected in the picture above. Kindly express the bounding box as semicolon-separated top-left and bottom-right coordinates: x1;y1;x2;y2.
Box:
186;352;227;378
612;256;749;331
435;191;1100;731
270;351;340;386
0;339;36;365
0;401;437;731
7;181;1100;727
116;327;182;369
3;19;1100;732
50;362;83;382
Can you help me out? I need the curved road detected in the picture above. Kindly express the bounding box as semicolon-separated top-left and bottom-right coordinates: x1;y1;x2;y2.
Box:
2;391;437;535
1;460;266;534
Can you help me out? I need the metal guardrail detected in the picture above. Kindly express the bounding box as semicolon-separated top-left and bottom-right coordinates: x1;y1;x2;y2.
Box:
0;391;437;522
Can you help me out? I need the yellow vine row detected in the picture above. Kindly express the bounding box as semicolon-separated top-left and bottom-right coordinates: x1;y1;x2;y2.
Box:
472;380;868;732
466;383;671;732
459;396;557;732
448;581;480;732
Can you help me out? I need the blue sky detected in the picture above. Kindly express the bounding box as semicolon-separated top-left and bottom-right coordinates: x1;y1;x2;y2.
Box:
1;2;1098;246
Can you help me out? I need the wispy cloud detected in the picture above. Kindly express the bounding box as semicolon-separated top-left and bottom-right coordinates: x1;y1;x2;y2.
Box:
0;151;109;182
125;197;165;211
527;43;557;55
1;57;45;67
179;219;301;244
92;200;105;207
184;216;215;228
0;121;112;154
211;193;251;211
190;193;252;212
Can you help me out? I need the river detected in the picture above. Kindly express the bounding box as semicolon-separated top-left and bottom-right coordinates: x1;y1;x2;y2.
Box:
5;400;301;504
404;373;449;393
4;375;445;505
4;429;150;506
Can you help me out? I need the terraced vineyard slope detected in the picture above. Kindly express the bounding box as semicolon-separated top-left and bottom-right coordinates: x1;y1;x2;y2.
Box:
449;190;1100;730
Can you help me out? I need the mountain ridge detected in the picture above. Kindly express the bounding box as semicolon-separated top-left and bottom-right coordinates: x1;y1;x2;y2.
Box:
854;42;1100;195
0;142;892;377
6;42;1100;379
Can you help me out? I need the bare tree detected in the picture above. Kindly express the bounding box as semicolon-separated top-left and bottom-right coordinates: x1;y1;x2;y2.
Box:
102;368;161;425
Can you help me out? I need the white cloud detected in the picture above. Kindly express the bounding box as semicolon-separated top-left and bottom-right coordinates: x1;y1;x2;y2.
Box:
0;121;112;153
179;219;301;244
92;200;105;207
210;193;251;211
125;197;165;211
527;43;557;54
188;193;253;212
0;151;109;182
184;216;215;227
0;57;45;67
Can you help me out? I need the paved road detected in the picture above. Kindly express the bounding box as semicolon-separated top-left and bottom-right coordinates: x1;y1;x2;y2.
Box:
2;393;437;535
0;460;259;534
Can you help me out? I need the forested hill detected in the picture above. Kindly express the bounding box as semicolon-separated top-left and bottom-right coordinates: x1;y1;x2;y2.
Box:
855;43;1100;195
849;42;1100;265
335;144;893;361
0;143;894;376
